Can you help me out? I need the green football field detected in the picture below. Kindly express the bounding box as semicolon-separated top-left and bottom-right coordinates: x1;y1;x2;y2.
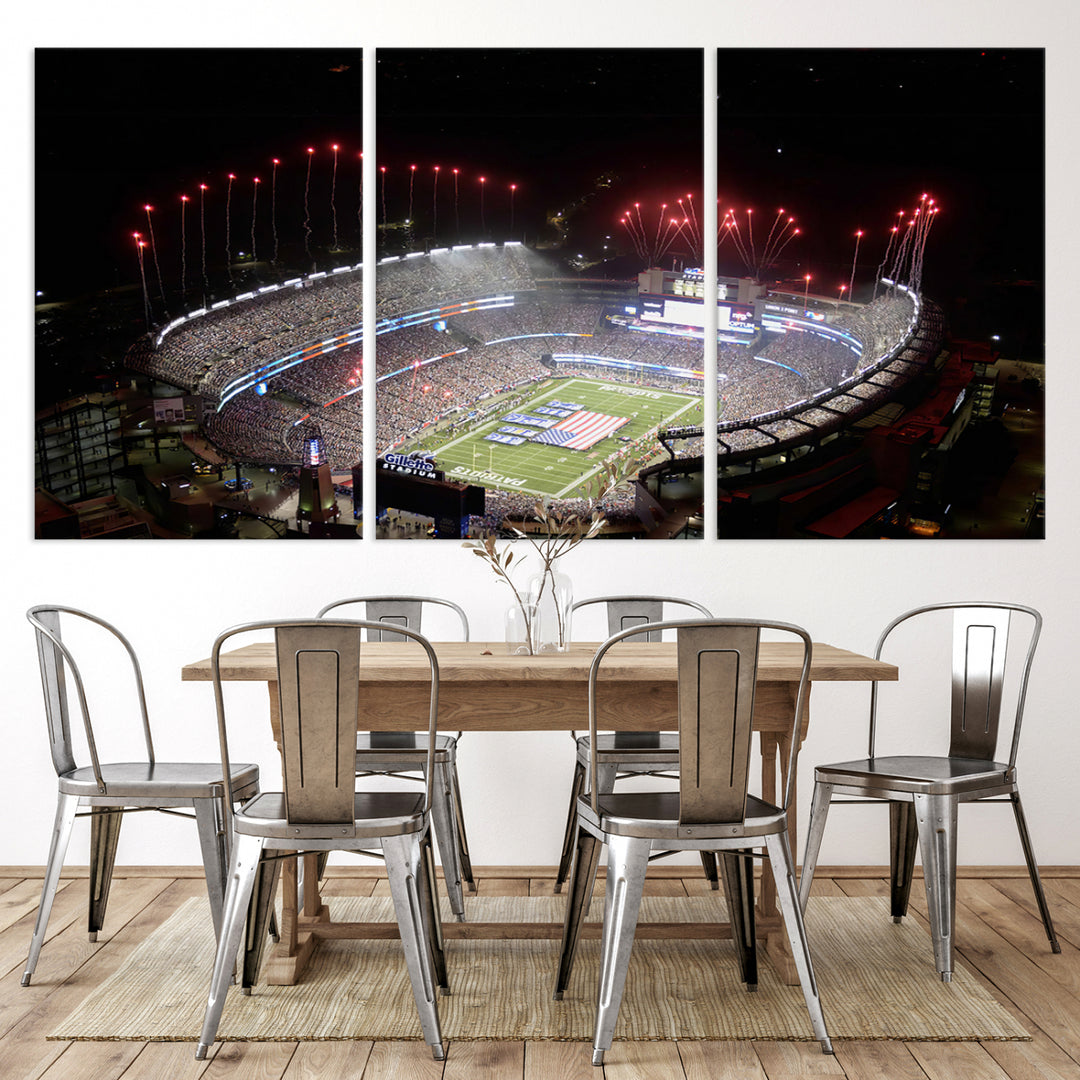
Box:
411;377;701;499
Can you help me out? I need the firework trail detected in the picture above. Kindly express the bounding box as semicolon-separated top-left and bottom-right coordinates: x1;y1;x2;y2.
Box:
453;168;460;237
199;184;209;302
251;177;260;264
848;229;863;299
179;195;189;299
143;204;168;318
303;148;314;258
134;234;152;328
433;165;440;239
271;158;280;264
225;173;235;282
330;144;340;249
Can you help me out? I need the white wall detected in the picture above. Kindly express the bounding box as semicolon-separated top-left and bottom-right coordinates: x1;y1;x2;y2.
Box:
8;1;1077;871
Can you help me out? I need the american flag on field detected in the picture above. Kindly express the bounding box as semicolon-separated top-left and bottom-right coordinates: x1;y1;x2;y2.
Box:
531;409;629;451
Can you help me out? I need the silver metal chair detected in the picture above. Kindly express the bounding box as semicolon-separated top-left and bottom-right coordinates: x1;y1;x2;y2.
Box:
316;596;473;920
799;602;1060;982
554;596;716;893
23;605;261;987
554;618;832;1065
196;618;447;1061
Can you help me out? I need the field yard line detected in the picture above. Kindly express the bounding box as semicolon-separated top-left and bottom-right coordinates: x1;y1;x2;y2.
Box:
407;376;701;501
553;395;701;499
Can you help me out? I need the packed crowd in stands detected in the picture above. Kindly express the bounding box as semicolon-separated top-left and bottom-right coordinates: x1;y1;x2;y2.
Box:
127;246;921;529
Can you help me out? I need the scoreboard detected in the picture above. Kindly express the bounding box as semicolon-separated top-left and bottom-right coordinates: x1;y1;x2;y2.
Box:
639;295;756;336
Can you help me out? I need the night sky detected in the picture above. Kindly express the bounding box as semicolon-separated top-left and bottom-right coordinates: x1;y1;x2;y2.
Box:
35;47;1043;368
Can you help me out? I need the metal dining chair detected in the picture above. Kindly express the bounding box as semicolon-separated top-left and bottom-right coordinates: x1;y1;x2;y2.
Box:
554;618;832;1065
196;618;448;1061
23;605;261;987
554;596;716;894
799;602;1060;982
316;596;473;920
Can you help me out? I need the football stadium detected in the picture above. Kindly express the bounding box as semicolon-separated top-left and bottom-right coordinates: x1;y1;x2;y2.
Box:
117;236;941;537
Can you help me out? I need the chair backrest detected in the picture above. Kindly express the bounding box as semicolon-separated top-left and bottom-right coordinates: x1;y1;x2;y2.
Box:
572;596;713;642
316;596;469;643
26;605;153;790
587;618;811;822
870;602;1041;767
211;619;440;825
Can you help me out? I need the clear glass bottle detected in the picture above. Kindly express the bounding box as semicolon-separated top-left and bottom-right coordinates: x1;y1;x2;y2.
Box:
528;569;573;652
505;600;539;655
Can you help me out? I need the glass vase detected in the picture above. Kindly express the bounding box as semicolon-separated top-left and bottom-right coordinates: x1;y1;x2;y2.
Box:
505;601;539;655
527;569;573;652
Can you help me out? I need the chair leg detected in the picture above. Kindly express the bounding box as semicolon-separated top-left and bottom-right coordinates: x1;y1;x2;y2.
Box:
719;851;757;989
889;800;919;923
22;792;79;986
699;851;720;890
196;832;264;1060
553;823;601;999
88;807;124;941
764;830;833;1054
429;761;465;920
1010;790;1061;953
446;756;475;893
798;781;833;912
194;797;229;942
591;833;651;1066
913;792;958;981
242;849;282;991
382;831;445;1060
554;759;587;893
417;825;449;993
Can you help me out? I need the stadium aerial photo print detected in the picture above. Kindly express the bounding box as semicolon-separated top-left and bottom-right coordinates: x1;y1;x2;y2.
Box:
34;48;1043;540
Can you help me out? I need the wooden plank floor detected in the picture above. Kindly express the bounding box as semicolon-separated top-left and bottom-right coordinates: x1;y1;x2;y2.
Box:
1;866;1077;1080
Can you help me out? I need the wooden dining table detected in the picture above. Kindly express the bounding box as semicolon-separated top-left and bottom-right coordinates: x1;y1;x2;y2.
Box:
182;638;896;985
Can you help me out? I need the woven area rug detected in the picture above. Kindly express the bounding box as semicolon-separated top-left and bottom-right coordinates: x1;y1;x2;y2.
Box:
50;895;1027;1043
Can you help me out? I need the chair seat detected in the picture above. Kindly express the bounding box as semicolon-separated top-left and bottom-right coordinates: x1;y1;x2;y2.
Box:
815;755;1013;796
576;733;679;763
59;761;260;800
578;790;785;840
357;732;456;763
235;791;426;840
